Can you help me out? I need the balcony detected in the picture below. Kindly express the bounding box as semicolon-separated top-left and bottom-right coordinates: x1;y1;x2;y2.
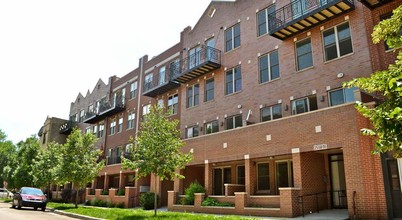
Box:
60;120;77;135
358;0;393;9
268;0;355;40
143;65;181;97
83;99;126;124
174;46;221;83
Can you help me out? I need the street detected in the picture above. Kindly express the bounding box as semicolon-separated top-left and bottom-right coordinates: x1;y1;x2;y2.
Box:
0;202;77;220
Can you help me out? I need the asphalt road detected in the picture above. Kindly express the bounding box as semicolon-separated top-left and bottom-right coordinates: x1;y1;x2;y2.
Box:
0;202;77;220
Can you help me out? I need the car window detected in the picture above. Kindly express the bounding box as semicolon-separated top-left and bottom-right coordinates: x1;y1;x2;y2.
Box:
21;188;44;195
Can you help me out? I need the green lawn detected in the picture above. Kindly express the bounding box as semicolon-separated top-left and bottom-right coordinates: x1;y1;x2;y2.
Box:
0;198;12;203
47;202;260;220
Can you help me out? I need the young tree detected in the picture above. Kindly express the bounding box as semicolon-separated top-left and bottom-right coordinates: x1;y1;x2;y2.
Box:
10;136;40;189
58;128;104;208
31;142;62;199
0;130;16;188
122;105;193;216
344;5;402;157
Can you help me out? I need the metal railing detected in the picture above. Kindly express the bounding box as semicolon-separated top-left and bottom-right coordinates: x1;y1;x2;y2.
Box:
179;46;221;74
268;0;354;33
143;63;181;93
298;190;347;217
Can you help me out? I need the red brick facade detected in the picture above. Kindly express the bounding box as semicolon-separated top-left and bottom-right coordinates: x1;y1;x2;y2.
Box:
55;0;402;218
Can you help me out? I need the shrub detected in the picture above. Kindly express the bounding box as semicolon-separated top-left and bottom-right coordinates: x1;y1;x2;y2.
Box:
101;190;109;195
184;182;206;205
117;189;125;196
140;192;159;210
115;202;125;208
84;200;92;206
201;197;218;206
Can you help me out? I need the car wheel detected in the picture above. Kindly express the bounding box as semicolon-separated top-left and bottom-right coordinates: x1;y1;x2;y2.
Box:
34;207;37;210
11;201;15;209
41;206;46;211
17;200;22;209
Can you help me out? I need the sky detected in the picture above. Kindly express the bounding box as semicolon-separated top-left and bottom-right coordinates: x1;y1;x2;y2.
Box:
0;0;212;145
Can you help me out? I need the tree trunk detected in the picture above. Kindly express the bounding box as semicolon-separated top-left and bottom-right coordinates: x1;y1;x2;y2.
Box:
154;175;157;216
75;188;79;208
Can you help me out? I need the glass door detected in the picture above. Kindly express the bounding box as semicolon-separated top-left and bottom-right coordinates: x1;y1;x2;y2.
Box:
188;46;201;69
329;154;347;208
387;159;402;217
213;167;231;195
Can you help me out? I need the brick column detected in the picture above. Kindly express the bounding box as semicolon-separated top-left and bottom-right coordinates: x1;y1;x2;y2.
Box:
194;193;205;209
104;172;109;190
174;169;184;195
244;155;252;194
125;186;137;208
279;187;301;218
234;192;247;214
204;160;212;195
167;191;177;210
119;171;123;189
291;149;302;188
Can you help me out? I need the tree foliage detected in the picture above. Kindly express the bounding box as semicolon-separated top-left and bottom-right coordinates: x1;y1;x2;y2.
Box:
58;128;104;207
122;105;193;216
0;130;16;188
344;5;402;157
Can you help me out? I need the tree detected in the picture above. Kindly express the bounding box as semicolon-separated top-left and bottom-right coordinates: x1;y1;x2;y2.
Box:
58;128;104;208
31;142;62;199
10;136;40;189
344;5;402;157
122;105;193;216
0;130;16;188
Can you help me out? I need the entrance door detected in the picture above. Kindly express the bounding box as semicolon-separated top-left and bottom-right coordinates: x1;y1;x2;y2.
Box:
329;154;347;208
188;46;201;69
387;159;402;217
213;167;231;195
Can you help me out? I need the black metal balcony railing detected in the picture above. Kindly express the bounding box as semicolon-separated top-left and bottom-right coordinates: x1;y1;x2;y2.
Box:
268;0;355;40
60;120;77;134
174;46;221;83
142;64;181;97
83;98;126;124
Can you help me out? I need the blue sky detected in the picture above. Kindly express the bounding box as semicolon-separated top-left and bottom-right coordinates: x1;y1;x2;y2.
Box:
0;0;211;144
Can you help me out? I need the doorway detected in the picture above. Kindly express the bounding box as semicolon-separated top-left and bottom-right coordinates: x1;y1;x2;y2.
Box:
386;159;402;218
329;154;347;208
213;167;231;195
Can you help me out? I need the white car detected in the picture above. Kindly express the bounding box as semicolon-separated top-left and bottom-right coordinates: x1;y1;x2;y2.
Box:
0;188;13;198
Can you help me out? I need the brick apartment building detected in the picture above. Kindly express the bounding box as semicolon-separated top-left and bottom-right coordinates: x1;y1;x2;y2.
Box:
48;0;401;218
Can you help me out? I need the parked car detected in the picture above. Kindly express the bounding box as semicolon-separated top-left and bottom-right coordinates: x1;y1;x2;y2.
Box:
11;187;47;211
0;188;13;198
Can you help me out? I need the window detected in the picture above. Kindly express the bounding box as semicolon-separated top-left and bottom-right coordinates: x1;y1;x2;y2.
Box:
189;46;201;69
79;110;85;122
130;81;138;99
116;146;122;164
205;120;219;134
71;113;78;122
121;88;126;105
168;94;178;115
93;125;98;136
42;132;47;145
158;99;164;108
276;160;293;188
117;117;123;133
109;120;116;135
323;22;353;61
95;100;101;113
329;87;357;106
169;59;180;78
86;127;91;134
205;78;214;102
108;148;114;165
296;38;313;71
225;23;240;52
144;73;153;91
187;84;199;108
186;126;199;138
142;104;151;121
125;143;132;153
225;66;242;95
226;115;242;130
88;104;94;113
257;5;275;37
237;165;245;185
259;51;279;83
159;66;166;85
127;112;135;129
291;95;318;115
257;163;270;191
261;104;282;122
99;124;104;138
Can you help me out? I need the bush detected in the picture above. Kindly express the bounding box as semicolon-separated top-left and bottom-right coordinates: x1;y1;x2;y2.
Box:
84;200;91;206
140;192;159;210
101;190;109;195
201;197;234;207
184;182;206;205
115;202;125;208
117;189;125;196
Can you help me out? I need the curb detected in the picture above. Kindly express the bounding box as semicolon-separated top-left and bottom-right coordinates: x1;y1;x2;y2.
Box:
47;208;103;220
